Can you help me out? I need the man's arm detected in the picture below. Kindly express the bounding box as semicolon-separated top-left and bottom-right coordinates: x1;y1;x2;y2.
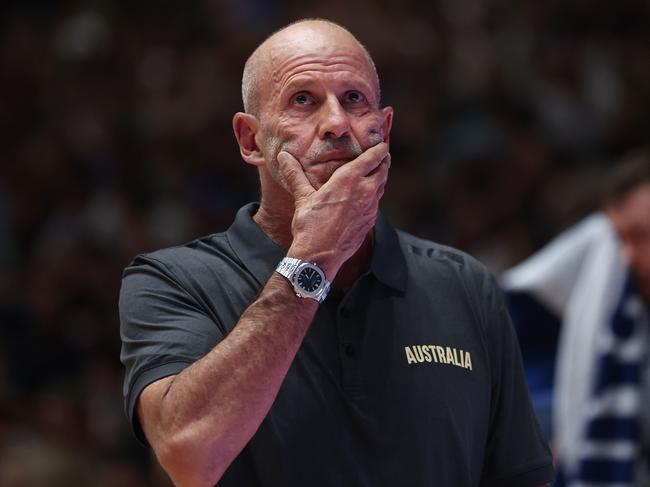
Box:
135;143;391;487
138;276;318;487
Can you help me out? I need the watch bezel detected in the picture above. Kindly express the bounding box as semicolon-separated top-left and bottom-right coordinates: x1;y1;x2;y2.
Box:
292;261;328;300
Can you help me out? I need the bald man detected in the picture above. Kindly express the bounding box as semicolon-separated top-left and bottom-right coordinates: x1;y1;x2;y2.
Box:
120;19;554;487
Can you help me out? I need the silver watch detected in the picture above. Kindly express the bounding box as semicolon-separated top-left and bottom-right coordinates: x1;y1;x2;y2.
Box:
275;257;331;304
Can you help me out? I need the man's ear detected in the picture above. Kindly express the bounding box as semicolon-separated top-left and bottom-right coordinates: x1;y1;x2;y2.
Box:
232;112;266;167
380;106;393;144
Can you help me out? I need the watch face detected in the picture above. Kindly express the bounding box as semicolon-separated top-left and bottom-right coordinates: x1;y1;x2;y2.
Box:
297;266;323;293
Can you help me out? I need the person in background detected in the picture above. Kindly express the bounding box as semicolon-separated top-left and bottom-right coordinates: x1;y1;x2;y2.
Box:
504;149;650;487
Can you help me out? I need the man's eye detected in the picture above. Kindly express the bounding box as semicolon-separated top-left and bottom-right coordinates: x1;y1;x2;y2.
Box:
345;91;365;103
293;92;313;105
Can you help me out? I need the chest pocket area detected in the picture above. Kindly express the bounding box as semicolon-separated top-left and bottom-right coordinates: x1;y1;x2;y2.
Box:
398;343;483;415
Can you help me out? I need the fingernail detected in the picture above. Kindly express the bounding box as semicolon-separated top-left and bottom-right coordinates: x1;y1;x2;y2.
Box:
277;152;290;164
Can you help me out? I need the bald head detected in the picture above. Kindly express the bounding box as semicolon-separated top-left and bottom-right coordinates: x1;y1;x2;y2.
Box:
241;19;380;116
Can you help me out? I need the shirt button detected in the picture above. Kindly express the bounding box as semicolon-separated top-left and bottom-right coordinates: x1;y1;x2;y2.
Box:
344;344;356;356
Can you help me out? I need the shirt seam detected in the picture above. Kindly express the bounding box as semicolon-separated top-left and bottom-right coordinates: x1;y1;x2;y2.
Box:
139;254;190;292
138;253;227;332
224;232;250;282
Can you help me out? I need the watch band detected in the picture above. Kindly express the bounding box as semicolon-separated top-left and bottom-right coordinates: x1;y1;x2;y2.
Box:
275;256;303;281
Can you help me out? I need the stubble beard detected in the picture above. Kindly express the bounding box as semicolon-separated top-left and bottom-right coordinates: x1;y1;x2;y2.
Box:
263;130;383;191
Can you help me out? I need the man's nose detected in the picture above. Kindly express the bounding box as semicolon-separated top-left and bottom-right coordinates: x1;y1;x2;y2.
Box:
317;96;351;140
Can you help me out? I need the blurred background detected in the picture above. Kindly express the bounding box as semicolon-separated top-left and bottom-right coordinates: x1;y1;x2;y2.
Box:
0;0;648;485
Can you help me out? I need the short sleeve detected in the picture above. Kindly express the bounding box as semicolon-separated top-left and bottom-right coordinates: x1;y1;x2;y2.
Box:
478;273;555;487
119;255;223;444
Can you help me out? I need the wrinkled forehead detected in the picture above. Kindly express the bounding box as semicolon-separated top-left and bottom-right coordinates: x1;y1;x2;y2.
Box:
258;24;379;102
275;39;372;76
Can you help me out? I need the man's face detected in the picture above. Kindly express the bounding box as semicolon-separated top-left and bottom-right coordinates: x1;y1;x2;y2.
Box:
607;182;650;303
254;28;392;190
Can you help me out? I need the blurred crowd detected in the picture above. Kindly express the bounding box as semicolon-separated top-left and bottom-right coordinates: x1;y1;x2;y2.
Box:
0;0;648;485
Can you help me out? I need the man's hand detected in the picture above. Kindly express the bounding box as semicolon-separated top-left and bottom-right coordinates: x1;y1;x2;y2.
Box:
277;142;391;279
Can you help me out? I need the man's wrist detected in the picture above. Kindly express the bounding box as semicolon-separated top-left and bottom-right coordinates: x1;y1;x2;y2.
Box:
285;245;340;282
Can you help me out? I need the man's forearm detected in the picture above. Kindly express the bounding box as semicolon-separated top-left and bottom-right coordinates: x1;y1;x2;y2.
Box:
140;273;319;486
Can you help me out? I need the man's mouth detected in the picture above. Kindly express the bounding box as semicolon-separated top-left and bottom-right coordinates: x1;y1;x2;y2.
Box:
313;151;358;164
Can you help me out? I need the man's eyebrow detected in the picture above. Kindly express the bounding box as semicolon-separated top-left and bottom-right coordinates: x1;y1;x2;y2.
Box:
281;77;319;93
282;74;372;90
340;80;373;92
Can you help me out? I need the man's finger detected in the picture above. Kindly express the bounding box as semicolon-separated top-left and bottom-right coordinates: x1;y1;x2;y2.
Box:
366;153;391;178
277;151;314;200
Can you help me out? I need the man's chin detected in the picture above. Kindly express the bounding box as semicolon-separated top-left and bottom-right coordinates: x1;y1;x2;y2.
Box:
305;160;350;189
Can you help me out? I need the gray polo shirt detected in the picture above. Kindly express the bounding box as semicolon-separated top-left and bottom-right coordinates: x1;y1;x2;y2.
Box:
119;203;554;487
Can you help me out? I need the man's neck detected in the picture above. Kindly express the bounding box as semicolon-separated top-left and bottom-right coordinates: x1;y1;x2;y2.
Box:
253;200;294;251
252;166;296;249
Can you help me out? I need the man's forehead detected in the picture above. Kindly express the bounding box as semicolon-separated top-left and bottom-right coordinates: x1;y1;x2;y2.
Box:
266;24;376;90
268;45;373;85
263;22;370;72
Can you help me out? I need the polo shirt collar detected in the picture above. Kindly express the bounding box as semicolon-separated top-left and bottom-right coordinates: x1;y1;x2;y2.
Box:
370;211;408;293
226;203;407;293
226;203;285;286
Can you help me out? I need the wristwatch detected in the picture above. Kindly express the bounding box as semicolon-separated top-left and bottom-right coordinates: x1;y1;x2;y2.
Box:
275;257;331;304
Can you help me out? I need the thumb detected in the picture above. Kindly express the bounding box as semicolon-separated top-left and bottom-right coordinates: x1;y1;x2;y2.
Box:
277;151;314;200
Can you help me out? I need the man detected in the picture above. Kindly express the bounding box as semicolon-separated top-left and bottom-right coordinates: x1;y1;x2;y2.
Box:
503;151;650;486
120;19;554;487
